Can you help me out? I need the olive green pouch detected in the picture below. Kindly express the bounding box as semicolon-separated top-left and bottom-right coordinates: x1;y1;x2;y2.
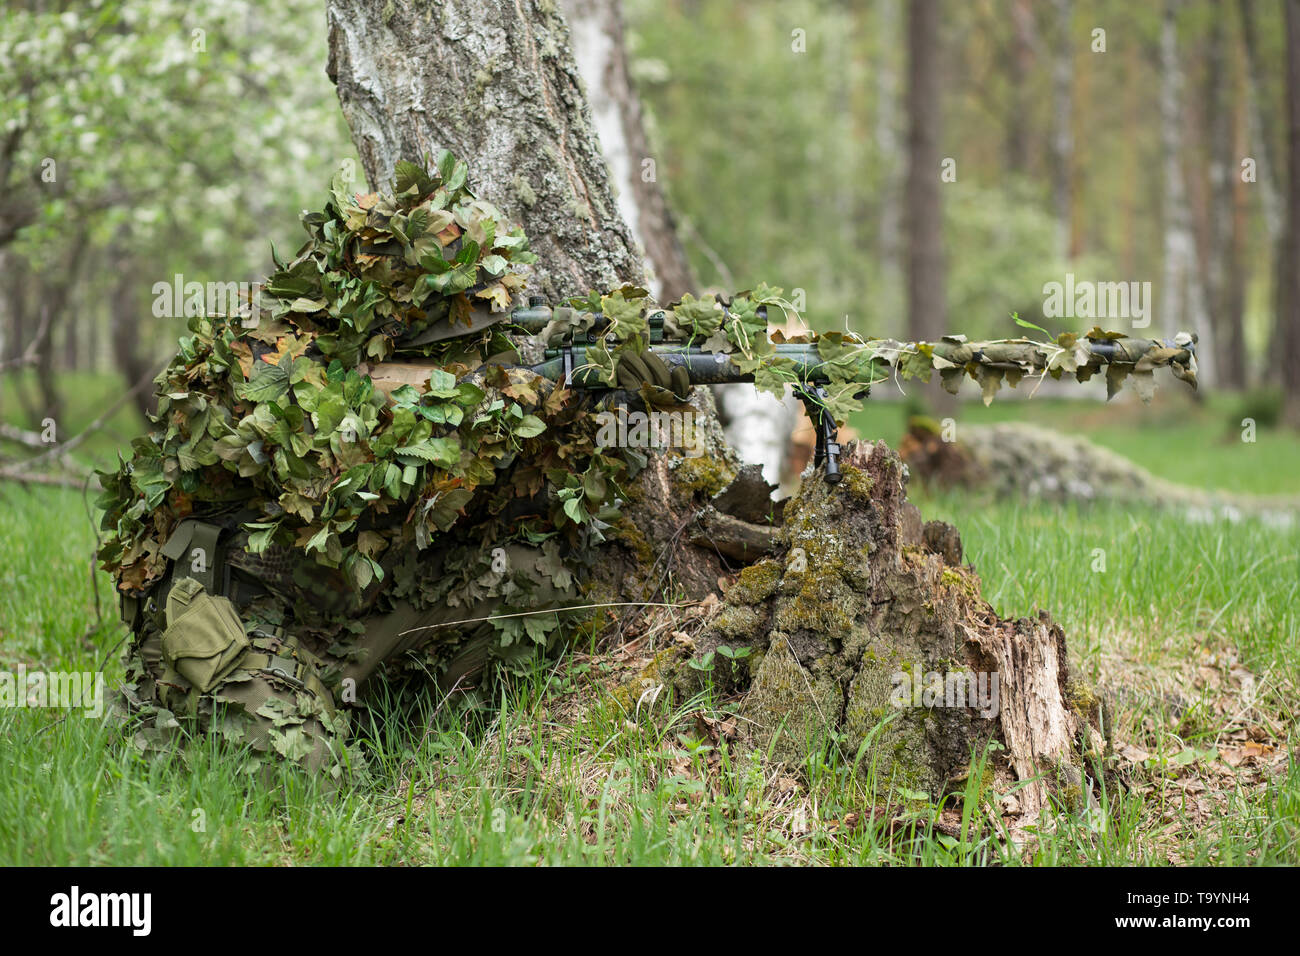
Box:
161;577;250;692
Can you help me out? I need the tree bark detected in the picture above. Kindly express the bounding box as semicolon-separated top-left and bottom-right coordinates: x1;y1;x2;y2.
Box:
325;0;644;301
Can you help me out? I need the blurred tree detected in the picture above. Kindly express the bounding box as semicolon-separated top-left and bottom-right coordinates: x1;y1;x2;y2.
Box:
559;0;696;300
1050;0;1074;260
905;0;946;344
874;0;904;293
1284;0;1300;426
1204;9;1248;387
1238;0;1288;386
1160;0;1214;384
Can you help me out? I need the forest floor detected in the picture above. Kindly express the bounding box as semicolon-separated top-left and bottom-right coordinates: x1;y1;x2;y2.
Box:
1;374;1296;864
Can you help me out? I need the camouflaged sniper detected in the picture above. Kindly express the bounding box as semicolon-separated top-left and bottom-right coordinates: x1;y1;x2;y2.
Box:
96;152;1199;775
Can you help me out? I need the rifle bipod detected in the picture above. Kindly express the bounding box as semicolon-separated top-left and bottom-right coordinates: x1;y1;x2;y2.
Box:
794;384;843;484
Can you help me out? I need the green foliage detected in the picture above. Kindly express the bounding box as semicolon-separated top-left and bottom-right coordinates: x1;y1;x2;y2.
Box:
94;155;614;596
625;0;1287;369
4;1;355;259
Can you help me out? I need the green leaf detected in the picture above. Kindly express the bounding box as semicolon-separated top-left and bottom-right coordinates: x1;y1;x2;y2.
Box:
236;361;290;404
1011;311;1052;339
395;435;461;468
562;497;586;524
513;415;546;439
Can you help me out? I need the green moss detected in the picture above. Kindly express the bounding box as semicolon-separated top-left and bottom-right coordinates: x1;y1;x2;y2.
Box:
1066;675;1099;720
740;635;840;766
726;559;781;605
771;509;865;638
940;566;980;599
839;463;874;501
776;578;854;635
613;516;654;566
842;658;931;795
671;455;734;498
710;605;765;641
608;646;683;712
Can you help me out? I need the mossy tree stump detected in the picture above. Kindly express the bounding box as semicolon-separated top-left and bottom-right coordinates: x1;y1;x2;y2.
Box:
672;440;1110;822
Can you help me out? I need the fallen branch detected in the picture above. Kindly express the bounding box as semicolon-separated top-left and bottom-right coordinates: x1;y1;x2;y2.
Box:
0;361;162;486
0;306;52;372
0;422;49;448
0;467;89;489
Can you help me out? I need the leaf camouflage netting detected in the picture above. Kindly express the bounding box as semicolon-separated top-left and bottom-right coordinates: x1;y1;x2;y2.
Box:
97;151;635;613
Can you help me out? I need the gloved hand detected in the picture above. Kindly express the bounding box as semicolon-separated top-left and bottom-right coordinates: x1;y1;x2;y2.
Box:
614;349;692;406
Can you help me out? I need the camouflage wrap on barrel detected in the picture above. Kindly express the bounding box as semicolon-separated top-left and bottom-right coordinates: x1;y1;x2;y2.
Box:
378;289;1198;423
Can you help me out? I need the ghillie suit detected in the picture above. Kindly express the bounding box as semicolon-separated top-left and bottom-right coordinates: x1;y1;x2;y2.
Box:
97;156;636;774
98;153;1202;785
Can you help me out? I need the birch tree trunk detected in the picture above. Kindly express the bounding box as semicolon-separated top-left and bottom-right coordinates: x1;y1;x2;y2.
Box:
557;0;695;301
325;0;643;301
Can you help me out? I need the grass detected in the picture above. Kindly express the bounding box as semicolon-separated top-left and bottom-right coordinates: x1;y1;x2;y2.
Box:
1;375;1297;865
850;387;1300;497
